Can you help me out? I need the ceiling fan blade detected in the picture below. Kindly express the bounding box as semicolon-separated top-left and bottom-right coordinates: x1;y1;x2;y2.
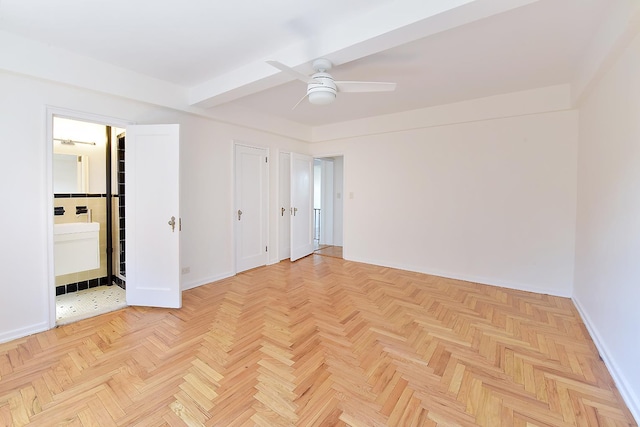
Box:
266;60;313;83
335;81;397;93
292;92;309;110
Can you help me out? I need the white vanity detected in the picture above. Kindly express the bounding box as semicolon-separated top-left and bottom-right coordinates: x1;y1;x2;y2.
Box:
54;222;100;275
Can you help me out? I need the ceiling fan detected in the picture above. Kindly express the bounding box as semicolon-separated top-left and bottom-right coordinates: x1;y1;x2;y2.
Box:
266;58;397;108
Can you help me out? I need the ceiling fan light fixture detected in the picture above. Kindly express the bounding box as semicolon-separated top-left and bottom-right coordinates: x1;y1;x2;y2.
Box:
307;73;337;105
308;90;336;105
265;58;396;109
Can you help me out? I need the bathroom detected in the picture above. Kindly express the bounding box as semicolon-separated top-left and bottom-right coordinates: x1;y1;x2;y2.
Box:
53;116;127;324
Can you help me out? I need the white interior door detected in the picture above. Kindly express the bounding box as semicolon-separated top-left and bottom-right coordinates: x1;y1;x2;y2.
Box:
279;152;291;260
235;144;268;273
126;124;181;308
291;152;314;261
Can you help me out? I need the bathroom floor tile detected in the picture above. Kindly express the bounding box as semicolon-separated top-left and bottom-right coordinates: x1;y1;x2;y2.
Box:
56;285;126;325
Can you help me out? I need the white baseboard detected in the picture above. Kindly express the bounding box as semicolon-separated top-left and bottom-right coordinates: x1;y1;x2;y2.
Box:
181;272;235;291
0;321;49;345
346;256;572;298
572;296;640;424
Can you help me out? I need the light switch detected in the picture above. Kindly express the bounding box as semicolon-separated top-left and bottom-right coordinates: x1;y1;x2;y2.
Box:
349;192;354;199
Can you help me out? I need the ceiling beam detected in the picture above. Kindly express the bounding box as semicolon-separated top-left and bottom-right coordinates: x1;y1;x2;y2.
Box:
188;0;540;109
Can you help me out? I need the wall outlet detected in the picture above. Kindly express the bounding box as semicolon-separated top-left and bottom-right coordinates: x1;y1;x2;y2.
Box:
181;267;190;274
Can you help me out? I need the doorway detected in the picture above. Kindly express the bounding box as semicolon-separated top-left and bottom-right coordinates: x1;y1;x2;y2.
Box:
313;156;344;259
51;116;126;325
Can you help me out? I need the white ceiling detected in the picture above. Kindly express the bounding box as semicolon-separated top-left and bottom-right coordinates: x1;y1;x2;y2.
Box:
0;0;613;128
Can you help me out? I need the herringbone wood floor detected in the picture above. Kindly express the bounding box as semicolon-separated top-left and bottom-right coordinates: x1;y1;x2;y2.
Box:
0;255;635;426
314;246;343;259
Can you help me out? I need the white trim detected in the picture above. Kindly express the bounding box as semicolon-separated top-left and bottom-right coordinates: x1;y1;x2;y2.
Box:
346;255;572;298
572;296;640;424
46;106;133;330
317;158;335;246
310;85;572;143
181;272;235;291
228;139;236;275
308;151;345;158
0;322;49;345
45;109;55;330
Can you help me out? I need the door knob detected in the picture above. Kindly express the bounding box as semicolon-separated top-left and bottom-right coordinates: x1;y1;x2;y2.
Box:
281;207;285;216
293;207;298;216
168;216;176;232
238;209;243;220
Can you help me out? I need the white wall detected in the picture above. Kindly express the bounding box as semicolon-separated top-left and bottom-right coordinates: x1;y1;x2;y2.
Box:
0;70;308;343
311;103;578;296
573;32;640;421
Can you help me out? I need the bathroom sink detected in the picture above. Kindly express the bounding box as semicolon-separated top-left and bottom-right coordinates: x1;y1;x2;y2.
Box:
54;222;100;275
54;222;100;234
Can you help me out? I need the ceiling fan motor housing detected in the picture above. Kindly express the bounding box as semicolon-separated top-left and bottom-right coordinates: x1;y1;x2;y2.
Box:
307;72;337;105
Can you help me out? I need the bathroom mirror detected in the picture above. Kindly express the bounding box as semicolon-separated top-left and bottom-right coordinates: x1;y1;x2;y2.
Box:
53;153;89;193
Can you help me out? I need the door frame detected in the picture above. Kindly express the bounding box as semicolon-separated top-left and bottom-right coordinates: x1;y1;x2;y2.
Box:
232;140;270;274
317;158;335;246
309;151;346;256
46;106;133;329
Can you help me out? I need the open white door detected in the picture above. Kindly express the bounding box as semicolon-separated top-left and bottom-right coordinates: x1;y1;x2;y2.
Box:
290;153;314;261
126;124;181;308
279;152;291;261
235;144;269;273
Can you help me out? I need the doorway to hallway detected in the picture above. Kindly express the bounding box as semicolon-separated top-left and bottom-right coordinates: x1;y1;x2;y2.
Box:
313;156;344;259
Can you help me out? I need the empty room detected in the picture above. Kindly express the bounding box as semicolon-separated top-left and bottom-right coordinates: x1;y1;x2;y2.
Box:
0;0;638;425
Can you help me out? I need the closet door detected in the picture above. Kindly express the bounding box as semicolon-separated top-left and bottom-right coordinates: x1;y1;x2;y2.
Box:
235;144;269;273
290;153;314;261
